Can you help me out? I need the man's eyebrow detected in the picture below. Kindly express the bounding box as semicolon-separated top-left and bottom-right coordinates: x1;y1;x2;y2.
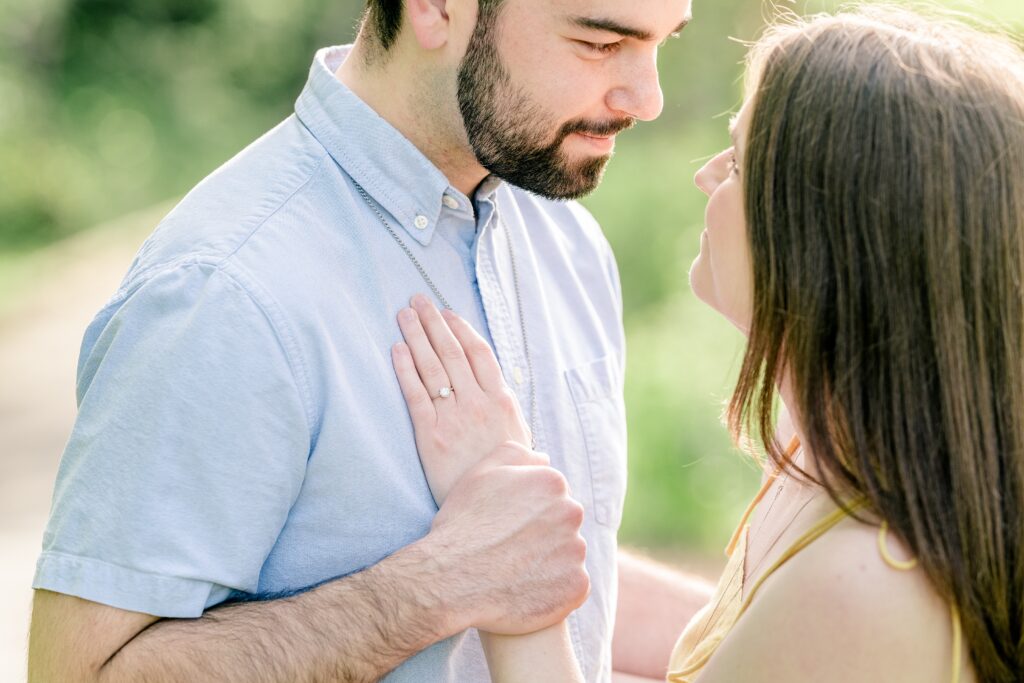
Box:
670;17;692;36
570;15;691;42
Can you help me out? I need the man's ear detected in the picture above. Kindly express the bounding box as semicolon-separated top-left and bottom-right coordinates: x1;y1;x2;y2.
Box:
406;0;452;50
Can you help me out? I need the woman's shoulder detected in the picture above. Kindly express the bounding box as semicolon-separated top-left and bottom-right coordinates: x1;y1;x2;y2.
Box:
698;506;971;682
787;514;953;634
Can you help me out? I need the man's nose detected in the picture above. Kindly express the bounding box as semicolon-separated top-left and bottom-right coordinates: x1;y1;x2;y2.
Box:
607;54;665;122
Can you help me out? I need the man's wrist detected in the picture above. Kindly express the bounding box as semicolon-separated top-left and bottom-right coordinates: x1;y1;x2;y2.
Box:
398;528;479;638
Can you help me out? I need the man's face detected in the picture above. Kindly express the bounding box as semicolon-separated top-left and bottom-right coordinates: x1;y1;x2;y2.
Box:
456;0;691;200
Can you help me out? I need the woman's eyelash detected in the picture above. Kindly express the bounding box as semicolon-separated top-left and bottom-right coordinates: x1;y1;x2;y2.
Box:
728;153;740;174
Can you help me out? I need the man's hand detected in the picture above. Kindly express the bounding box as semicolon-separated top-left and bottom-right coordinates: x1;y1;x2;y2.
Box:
428;441;590;634
392;294;531;505
391;296;588;677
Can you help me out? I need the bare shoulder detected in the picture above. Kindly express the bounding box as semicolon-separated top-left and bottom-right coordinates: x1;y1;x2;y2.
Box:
697;514;969;682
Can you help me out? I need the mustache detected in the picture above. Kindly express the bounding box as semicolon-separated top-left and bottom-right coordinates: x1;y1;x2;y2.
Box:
560;117;637;138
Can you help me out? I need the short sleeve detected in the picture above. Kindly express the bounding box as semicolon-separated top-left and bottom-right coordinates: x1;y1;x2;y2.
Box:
33;261;311;618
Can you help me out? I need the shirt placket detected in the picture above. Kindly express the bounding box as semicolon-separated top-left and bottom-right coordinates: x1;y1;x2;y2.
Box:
474;207;537;444
475;203;588;680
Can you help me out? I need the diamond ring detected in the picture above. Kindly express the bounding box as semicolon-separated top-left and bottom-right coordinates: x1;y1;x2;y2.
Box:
436;387;454;399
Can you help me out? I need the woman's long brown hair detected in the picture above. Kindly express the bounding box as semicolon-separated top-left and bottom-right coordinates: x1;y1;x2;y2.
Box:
729;7;1024;681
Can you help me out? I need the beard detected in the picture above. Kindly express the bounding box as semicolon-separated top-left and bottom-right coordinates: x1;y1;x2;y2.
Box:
456;9;635;200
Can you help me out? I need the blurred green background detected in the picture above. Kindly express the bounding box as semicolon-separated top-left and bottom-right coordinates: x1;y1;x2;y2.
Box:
2;0;1022;562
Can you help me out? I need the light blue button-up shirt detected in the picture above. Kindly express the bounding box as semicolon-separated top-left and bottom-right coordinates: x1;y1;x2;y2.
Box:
35;45;627;682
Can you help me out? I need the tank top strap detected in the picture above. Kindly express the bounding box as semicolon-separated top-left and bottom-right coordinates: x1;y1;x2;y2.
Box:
879;521;963;683
725;435;801;556
950;604;963;683
877;520;918;570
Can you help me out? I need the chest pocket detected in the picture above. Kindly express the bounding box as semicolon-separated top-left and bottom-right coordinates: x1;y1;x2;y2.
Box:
565;355;628;529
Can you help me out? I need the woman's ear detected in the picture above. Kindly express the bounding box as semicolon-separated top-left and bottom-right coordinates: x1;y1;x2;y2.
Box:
406;0;453;51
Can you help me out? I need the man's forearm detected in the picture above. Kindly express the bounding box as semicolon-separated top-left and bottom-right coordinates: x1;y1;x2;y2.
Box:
100;538;464;683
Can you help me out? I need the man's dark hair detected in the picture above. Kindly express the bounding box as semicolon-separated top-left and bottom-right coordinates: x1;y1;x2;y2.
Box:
363;0;504;51
363;0;404;51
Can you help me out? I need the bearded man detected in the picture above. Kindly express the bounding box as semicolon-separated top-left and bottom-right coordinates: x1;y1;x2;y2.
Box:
28;0;708;681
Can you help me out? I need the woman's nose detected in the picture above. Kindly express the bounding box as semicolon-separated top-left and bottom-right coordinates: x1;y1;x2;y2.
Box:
694;148;731;196
694;165;714;196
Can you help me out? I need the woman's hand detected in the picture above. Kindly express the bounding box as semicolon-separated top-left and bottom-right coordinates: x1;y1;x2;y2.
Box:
393;295;586;681
392;294;532;506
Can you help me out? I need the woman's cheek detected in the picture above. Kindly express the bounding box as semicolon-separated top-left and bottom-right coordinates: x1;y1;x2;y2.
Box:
709;188;754;329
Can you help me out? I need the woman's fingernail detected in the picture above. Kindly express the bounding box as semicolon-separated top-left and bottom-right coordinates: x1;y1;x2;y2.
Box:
411;294;429;309
399;307;416;322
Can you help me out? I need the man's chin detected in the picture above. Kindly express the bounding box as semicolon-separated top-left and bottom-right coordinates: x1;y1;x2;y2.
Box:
482;152;610;200
549;159;610;200
526;175;605;201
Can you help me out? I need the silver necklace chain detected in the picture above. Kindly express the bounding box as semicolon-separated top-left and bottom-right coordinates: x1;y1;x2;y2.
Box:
354;182;452;311
352;180;538;448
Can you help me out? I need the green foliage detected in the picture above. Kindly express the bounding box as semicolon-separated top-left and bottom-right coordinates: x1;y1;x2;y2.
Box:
0;0;364;250
2;0;1022;557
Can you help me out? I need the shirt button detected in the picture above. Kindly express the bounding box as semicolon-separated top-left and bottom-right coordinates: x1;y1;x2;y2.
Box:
414;215;429;230
513;367;524;385
442;195;460;210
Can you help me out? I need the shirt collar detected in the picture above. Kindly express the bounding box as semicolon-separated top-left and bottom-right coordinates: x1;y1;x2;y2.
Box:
294;45;503;246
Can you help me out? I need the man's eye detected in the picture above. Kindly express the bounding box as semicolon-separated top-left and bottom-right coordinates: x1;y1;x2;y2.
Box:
578;40;622;55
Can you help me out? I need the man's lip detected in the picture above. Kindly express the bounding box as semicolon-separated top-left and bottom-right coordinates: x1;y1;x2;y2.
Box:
572;132;617;152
